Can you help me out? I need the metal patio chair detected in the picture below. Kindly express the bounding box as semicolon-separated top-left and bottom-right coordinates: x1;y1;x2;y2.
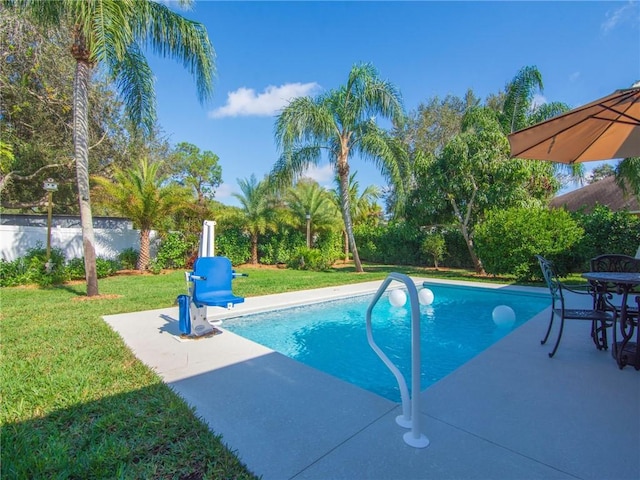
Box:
536;255;615;358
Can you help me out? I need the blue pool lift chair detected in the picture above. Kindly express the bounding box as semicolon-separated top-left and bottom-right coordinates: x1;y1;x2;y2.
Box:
178;256;247;337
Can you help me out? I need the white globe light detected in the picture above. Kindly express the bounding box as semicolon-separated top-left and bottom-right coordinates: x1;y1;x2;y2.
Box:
492;305;516;327
389;289;407;307
418;288;434;305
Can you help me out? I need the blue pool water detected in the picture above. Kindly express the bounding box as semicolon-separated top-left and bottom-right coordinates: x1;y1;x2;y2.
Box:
223;283;549;401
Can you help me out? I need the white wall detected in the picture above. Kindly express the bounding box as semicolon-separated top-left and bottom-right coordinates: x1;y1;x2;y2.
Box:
0;225;157;261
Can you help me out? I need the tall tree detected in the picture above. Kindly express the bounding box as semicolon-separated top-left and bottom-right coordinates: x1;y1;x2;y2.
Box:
420;107;539;274
589;164;616;184
92;159;190;270
0;8;123;210
404;90;479;157
233;175;277;264
7;0;215;295
168;142;222;206
272;63;407;273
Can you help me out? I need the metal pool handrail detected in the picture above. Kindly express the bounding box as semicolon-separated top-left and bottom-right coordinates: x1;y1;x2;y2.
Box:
365;273;429;448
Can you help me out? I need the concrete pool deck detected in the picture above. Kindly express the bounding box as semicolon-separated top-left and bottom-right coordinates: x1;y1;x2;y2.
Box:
103;278;640;480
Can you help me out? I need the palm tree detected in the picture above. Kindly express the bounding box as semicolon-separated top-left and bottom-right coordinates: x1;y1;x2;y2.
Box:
286;179;339;247
233;175;277;264
616;157;640;199
501;65;582;186
92;159;190;270
272;63;407;273
501;66;544;134
7;0;215;295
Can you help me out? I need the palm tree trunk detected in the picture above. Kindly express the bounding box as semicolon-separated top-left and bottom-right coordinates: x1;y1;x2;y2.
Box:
137;229;150;271
251;234;258;264
73;56;99;296
339;168;363;272
343;230;349;262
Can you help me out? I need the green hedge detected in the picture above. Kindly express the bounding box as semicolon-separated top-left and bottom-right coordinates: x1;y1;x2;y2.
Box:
571;205;640;270
216;227;251;265
474;206;584;280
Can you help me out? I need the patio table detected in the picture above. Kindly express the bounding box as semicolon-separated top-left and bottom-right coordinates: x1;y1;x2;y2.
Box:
582;272;640;370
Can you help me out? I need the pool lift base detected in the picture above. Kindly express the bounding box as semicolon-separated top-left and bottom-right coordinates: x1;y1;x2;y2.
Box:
178;293;221;338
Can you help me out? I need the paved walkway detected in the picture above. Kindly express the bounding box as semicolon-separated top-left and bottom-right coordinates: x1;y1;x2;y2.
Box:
103;278;639;480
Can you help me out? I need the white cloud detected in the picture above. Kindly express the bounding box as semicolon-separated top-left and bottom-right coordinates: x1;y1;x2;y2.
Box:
214;182;236;200
209;82;321;118
302;164;335;185
531;94;547;109
601;1;639;33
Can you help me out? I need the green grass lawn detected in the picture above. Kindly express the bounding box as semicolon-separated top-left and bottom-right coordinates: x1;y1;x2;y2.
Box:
1;263;554;478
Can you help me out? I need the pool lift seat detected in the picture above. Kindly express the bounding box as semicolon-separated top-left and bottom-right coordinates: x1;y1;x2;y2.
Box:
179;256;247;337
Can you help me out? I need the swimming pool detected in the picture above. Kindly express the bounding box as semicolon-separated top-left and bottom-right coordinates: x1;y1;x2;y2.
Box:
223;282;549;402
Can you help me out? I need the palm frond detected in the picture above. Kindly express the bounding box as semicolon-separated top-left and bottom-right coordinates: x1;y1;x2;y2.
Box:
275;96;334;148
133;0;215;103
269;145;323;191
616;157;640;198
109;43;156;135
356;128;409;213
527;101;571;126
502;65;543;133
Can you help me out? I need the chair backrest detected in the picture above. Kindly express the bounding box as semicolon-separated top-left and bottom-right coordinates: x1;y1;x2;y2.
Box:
192;256;234;296
536;255;563;303
590;254;640;273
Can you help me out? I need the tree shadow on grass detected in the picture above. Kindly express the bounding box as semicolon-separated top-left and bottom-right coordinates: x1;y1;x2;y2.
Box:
1;384;256;479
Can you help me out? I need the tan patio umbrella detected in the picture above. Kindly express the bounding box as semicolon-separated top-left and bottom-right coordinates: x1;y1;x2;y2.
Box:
508;86;640;163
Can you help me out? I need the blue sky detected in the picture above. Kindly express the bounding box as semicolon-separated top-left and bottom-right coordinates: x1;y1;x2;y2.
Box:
148;1;640;207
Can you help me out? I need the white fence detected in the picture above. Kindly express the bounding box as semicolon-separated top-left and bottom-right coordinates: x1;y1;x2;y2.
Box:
0;225;157;261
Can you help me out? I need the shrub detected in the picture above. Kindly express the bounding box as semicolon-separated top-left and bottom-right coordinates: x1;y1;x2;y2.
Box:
314;229;343;264
0;245;68;287
260;228;305;265
216;227;251;265
147;258;163;275
1;248;125;287
355;222;427;265
155;232;189;269
117;248;139;270
95;258;119;278
66;257;119;279
422;231;446;268
66;257;87;280
475;206;584;281
0;257;28;287
572;205;640;269
287;247;335;271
